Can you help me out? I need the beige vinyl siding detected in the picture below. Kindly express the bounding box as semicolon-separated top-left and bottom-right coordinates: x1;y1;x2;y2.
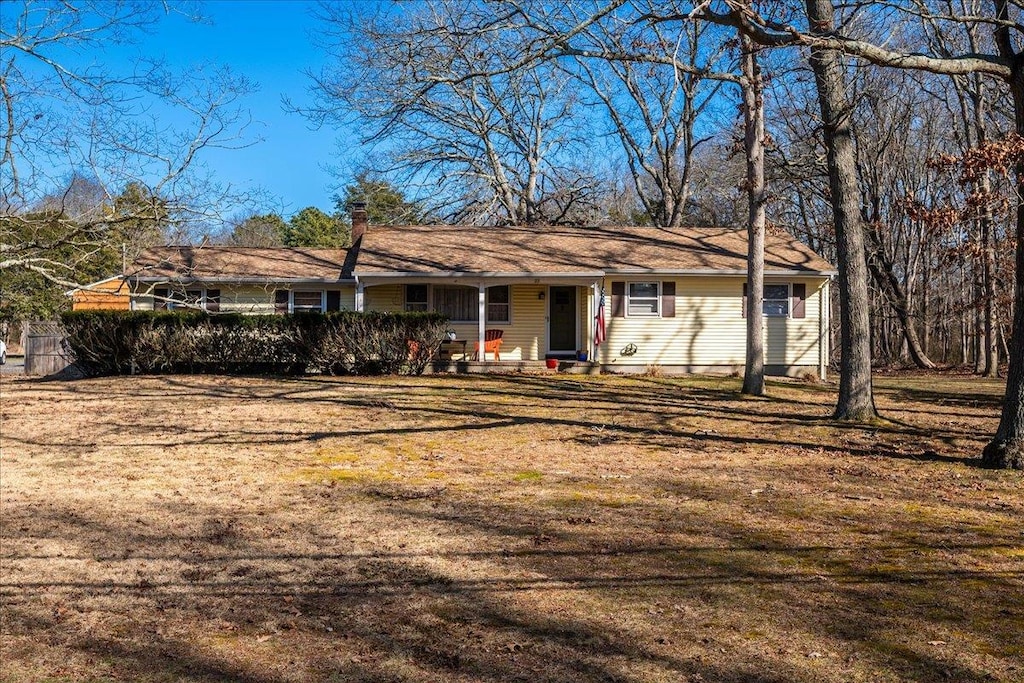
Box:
137;284;356;313
364;283;404;313
220;286;280;313
766;279;822;365
505;284;545;361
335;285;356;310
364;282;547;361
596;276;826;368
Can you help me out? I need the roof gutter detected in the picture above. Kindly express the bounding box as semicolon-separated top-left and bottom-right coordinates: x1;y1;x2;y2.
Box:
128;277;358;285
354;270;606;279
604;269;839;277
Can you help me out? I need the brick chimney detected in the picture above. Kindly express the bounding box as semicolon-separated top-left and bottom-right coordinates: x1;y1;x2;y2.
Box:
350;201;368;244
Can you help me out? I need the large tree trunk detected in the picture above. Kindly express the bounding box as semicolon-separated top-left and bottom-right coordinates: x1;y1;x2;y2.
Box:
982;71;1024;468
805;0;879;421
741;33;767;396
983;0;1024;468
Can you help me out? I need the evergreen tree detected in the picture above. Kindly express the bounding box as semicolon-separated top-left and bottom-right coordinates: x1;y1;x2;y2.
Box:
335;173;425;227
284;207;348;248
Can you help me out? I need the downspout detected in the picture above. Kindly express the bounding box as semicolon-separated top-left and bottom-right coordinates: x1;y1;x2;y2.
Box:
819;277;830;381
355;276;364;312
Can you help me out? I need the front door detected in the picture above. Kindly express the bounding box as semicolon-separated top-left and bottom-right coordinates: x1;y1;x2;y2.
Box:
548;286;577;354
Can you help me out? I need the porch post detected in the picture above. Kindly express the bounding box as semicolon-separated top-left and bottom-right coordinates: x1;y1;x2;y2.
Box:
478;284;486;361
355;279;364;312
591;282;599;360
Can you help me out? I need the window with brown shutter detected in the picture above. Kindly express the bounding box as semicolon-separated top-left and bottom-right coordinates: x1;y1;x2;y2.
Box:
792;283;807;319
274;290;289;314
744;282;803;318
662;281;676;317
154;287;169;310
611;281;625;317
627;282;660;316
764;284;790;317
326;291;341;312
206;289;221;312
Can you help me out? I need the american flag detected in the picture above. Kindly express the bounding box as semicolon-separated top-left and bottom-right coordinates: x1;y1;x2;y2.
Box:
595;288;607;347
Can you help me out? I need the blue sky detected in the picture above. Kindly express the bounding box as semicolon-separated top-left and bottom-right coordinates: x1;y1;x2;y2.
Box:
122;0;348;218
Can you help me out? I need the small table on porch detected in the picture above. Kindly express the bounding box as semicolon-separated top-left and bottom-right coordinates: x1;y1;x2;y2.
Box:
439;339;469;361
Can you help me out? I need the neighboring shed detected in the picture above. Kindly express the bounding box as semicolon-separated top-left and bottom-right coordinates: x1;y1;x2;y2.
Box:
70;276;132;311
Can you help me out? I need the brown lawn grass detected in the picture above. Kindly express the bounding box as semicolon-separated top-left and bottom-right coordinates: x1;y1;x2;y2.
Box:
0;371;1021;683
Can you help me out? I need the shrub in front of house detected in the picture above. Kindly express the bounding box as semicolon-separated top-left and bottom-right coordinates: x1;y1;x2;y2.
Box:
59;310;448;377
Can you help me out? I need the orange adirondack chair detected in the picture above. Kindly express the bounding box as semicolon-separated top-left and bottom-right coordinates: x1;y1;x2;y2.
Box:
473;329;504;361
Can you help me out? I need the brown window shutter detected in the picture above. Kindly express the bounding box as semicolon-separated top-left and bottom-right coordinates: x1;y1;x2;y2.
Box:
662;281;676;317
274;289;289;314
205;289;220;312
154;287;169;310
611;281;625;318
741;282;747;318
792;283;807;319
326;290;341;312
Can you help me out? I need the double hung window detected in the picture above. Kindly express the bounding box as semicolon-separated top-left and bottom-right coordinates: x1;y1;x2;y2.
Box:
627;282;660;317
292;291;324;313
763;284;790;317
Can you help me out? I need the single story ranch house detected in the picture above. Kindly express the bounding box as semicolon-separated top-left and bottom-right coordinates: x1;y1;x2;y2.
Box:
76;205;836;377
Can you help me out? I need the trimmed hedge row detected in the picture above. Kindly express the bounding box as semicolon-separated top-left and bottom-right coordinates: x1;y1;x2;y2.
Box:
60;310;450;376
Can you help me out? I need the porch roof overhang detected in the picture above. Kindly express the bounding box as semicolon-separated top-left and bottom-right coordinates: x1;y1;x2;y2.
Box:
354;271;605;285
354;268;836;283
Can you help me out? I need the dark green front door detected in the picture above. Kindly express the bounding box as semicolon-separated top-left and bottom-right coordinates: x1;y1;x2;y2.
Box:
549;286;577;353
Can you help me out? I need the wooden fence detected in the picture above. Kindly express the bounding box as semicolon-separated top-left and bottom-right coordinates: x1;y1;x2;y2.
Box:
24;321;71;376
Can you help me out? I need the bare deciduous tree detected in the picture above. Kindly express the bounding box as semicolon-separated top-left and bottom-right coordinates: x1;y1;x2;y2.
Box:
690;0;1023;460
304;1;604;225
1;0;258;292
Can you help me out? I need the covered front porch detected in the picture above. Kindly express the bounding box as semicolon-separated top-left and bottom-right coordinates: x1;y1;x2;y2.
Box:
353;275;603;364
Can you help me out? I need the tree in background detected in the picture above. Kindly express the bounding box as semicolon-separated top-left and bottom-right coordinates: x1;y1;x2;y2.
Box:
690;0;1023;461
283;207;348;248
1;175;170;324
304;1;605;225
334;173;426;227
223;213;287;247
108;182;171;261
1;0;257;291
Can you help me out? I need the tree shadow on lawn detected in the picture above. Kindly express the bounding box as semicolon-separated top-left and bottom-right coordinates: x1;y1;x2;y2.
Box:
377;486;1023;682
4;506;810;683
0;396;980;469
5;373;989;468
4;483;1021;683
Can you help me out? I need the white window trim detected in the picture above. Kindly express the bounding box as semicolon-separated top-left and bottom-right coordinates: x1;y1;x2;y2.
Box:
763;283;791;318
626;281;661;318
485;285;512;325
164;288;207;311
407;284;513;324
290;290;326;313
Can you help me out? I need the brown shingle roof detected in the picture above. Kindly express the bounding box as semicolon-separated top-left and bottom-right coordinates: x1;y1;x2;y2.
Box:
355;225;834;275
130;246;350;282
127;227;833;283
